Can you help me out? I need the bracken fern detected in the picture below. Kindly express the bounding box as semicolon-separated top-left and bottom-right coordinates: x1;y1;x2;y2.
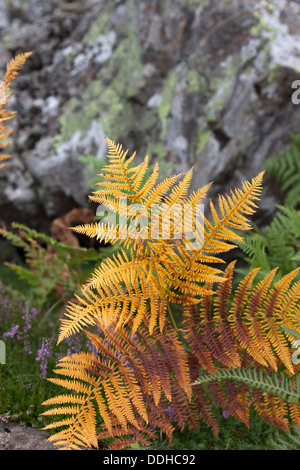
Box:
41;139;300;450
0;52;32;169
1;52;299;451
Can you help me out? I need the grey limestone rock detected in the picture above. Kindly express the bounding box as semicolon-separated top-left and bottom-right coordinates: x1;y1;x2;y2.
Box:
0;0;299;227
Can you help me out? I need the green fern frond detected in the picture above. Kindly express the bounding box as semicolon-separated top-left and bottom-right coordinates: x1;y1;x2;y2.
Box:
235;204;300;280
265;132;300;207
269;424;300;450
193;367;300;404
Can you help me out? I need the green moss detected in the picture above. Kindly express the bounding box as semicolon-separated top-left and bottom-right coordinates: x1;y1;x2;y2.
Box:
261;0;275;12
204;96;224;123
182;0;205;6
107;37;144;99
64;47;79;63
51;98;90;149
146;142;174;178
82;10;112;45
158;70;178;121
196;130;211;154
267;63;279;83
100;91;134;139
160;117;170;139
52;3;145;148
250;11;276;36
1;33;13;47
146;142;167;161
183;70;202;93
3;0;24;6
212;96;224;111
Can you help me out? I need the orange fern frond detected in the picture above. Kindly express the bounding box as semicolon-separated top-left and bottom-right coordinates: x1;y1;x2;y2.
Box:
43;317;192;449
0;52;32;169
43;138;300;449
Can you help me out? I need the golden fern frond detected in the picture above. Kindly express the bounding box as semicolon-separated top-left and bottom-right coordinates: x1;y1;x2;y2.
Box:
229;268;300;374
72;221;129;245
92;318;191;405
183;171;265;261
42;347;147;448
185;182;213;206
97;410;174;451
0;52;32;170
164;167;194;206
182;260;300;384
188;265;300;373
91;137;147;202
210;261;241;367
3;52;32;88
43;136;300;448
41;352;102;449
57;249;155;342
44;317;192;450
142;172;265;307
59;141;267;342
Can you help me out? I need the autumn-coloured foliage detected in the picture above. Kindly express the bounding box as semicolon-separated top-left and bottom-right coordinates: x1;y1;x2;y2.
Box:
1;53;299;451
41;139;300;450
0;52;32;169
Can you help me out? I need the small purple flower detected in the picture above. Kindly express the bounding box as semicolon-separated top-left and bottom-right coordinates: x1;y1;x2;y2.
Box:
22;301;32;331
222;410;230;419
165;406;175;422
86;340;98;357
36;338;53;378
30;307;39;318
3;324;19;339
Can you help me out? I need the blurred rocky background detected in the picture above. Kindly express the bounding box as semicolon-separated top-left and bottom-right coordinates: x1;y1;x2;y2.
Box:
0;0;300;233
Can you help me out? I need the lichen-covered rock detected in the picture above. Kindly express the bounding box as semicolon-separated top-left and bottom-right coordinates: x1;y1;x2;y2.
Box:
0;0;300;228
0;422;56;450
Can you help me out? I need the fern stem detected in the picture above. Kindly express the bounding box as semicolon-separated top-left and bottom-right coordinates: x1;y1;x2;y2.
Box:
166;300;178;332
150;255;179;331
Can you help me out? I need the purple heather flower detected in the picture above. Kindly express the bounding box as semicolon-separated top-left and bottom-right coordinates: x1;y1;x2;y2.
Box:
22;301;32;331
86;340;98;356
166;406;175;422
222;410;230;419
30;307;39;318
24;340;32;355
36;338;53;378
3;324;19;339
